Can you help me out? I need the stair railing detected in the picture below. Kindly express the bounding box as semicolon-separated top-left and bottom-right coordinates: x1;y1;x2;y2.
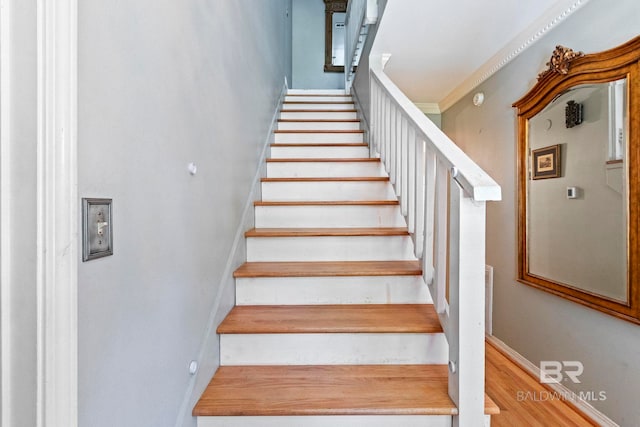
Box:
344;0;378;90
370;63;501;426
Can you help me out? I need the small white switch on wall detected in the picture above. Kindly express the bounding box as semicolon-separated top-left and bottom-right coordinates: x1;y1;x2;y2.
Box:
567;186;579;199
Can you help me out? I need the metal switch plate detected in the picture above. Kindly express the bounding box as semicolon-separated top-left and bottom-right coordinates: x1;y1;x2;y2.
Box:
82;198;113;261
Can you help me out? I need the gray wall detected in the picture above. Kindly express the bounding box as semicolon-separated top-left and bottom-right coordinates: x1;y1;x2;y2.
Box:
292;0;344;89
77;1;291;426
442;0;640;424
2;1;38;426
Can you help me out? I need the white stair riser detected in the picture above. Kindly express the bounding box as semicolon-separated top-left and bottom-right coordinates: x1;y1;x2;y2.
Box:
254;205;406;228
246;235;416;262
236;276;432;305
220;333;448;365
267;162;386;178
287;89;347;95
280;111;358;120
277;121;360;131
198;415;453;427
284;96;353;103
283;103;354;110
274;132;363;144
270;145;369;159
261;180;394;201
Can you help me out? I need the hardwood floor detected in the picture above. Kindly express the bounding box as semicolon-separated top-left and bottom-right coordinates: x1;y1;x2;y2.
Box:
486;340;595;426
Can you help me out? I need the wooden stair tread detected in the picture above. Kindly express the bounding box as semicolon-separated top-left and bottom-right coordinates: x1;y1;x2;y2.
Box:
278;119;360;123
217;304;442;334
193;365;500;416
284;101;355;105
261;177;389;182
266;157;379;163
280;109;358;113
254;200;399;206
286;94;351;97
274;129;363;134
245;227;409;237
271;142;368;147
233;260;422;278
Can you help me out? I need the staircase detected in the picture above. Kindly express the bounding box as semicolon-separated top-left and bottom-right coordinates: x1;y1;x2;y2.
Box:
193;89;498;426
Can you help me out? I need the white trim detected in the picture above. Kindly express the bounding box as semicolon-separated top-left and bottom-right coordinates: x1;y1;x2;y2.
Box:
36;0;78;425
174;84;287;427
486;335;619;427
364;0;378;25
0;0;13;425
439;0;591;111
414;103;441;115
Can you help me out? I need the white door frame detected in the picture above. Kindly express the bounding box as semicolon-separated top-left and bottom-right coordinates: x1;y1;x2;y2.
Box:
35;0;78;425
1;0;78;422
0;0;13;422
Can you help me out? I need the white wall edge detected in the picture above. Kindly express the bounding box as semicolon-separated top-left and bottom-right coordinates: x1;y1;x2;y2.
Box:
0;0;13;424
486;335;619;427
36;0;79;426
174;84;287;427
439;0;591;112
414;103;441;115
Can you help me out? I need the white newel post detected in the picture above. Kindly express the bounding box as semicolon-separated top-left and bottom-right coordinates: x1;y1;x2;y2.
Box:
448;180;486;426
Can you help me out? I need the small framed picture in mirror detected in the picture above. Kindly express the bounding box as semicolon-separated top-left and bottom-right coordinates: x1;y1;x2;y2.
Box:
531;144;561;180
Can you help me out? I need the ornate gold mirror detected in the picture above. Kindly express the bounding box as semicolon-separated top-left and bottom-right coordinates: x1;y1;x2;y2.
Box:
324;0;346;72
513;36;640;324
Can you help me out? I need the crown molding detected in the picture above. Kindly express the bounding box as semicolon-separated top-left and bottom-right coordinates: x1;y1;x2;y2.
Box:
415;102;441;115
439;0;591;112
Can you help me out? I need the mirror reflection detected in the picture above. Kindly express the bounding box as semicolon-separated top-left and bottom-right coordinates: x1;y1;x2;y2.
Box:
513;36;640;324
324;0;346;72
331;12;346;67
527;79;628;301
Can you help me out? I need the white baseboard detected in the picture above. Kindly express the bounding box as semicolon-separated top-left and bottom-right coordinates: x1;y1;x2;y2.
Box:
174;83;288;427
486;335;618;427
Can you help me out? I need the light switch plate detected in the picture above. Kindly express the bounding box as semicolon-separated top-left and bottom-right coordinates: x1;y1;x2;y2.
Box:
82;198;113;261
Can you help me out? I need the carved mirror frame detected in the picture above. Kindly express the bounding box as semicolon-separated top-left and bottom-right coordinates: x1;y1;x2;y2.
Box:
513;36;640;324
324;0;347;73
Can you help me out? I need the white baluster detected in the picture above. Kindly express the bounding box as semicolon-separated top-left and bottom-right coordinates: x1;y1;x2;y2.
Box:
422;146;436;284
393;106;403;197
407;125;416;230
413;137;425;258
389;100;398;188
380;97;389;170
398;115;407;214
371;83;379;157
433;161;448;315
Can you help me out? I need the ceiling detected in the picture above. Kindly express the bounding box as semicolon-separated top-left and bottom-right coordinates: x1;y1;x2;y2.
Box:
372;0;590;111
